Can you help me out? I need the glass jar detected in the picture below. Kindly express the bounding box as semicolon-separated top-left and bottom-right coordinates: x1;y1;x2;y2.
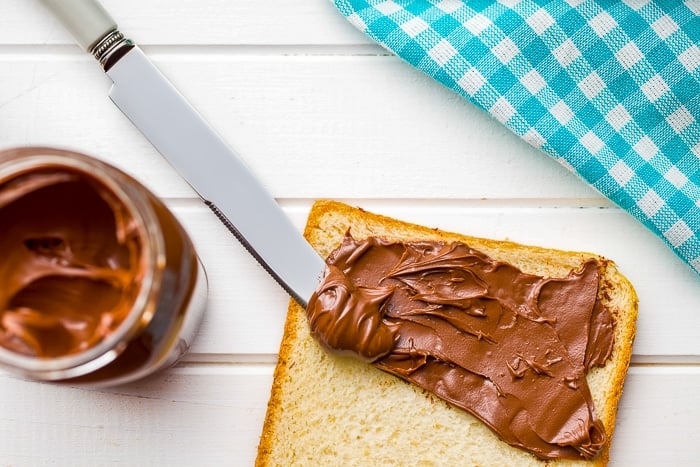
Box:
0;147;207;386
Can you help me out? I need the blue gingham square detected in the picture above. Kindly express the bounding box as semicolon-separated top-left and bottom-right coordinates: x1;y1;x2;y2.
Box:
334;0;700;276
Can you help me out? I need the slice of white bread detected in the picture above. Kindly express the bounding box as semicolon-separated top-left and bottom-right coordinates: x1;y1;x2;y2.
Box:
256;200;638;466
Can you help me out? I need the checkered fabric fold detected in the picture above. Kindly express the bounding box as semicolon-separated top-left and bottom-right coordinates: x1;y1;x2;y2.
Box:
334;0;700;276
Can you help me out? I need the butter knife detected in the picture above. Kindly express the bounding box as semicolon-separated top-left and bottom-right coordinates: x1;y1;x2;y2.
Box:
39;0;325;307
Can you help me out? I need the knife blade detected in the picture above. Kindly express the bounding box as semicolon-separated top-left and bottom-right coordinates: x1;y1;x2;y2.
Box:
39;0;326;307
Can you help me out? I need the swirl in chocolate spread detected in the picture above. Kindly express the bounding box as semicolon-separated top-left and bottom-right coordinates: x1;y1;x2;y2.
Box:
307;233;615;460
0;170;143;358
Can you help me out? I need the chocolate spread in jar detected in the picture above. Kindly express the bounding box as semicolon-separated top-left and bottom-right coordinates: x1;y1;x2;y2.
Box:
0;147;206;385
307;233;615;461
0;170;143;358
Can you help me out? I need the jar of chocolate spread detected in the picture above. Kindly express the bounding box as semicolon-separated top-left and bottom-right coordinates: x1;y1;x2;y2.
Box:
0;147;207;386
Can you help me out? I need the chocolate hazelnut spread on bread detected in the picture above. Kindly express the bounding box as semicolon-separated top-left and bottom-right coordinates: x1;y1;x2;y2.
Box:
307;233;614;460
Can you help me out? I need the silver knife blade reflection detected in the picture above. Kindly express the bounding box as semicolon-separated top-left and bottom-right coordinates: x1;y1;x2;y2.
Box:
40;0;325;307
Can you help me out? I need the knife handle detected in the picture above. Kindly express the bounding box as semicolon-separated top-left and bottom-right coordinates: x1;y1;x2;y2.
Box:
40;0;117;51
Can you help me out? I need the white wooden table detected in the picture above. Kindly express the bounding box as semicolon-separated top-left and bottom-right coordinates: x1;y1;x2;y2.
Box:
1;1;699;465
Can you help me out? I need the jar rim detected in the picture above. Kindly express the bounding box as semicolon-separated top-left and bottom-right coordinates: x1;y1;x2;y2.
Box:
0;147;165;378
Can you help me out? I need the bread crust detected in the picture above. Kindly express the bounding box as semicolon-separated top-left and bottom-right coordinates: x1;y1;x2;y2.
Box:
257;200;638;466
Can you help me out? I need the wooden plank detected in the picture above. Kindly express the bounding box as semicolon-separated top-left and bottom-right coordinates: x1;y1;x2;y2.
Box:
170;201;700;359
610;365;700;466
0;56;598;200
2;0;370;46
0;365;272;466
0;365;697;465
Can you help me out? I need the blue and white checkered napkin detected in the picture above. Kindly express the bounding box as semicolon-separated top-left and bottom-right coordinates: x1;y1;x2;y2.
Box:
333;0;700;276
